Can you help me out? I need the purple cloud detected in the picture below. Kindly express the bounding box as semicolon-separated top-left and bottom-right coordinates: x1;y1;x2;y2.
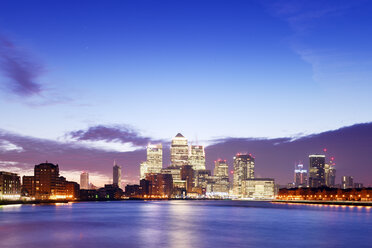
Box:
0;36;44;96
68;125;159;147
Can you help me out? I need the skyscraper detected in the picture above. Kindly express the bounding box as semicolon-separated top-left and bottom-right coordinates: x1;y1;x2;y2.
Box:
189;145;206;171
214;159;229;178
80;172;89;190
324;164;336;187
113;161;122;188
170;133;189;167
341;176;353;189
233;154;255;196
308;155;326;188
140;144;163;179
294;164;308;188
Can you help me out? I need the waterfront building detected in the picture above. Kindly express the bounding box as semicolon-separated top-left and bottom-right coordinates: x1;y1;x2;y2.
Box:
113;162;122;188
161;166;184;188
189;145;206;171
308;155;326;188
241;178;275;199
324;164;336;187
66;181;80;199
170;133;189;167
0;171;21;200
22;175;35;196
181;165;194;193
233;154;255;196
294;164;308;188
80;172;89;189
145;173;173;197
34;162;61;200
341;176;353;189
140;144;163;179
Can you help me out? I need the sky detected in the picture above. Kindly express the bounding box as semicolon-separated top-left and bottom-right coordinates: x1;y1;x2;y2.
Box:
0;0;372;186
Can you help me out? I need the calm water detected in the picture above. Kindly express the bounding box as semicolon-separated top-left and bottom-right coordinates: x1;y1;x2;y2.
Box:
0;201;371;248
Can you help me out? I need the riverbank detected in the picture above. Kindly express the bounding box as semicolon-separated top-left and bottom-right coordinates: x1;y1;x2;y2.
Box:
272;199;372;206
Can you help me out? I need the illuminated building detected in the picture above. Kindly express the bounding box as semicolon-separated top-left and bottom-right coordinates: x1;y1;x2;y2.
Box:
66;181;80;199
294;164;308;188
0;171;21;200
22;176;35;196
241;178;275;199
161;166;185;189
113;161;122;188
308;155;326;188
145;173;173;197
181;165;194;193
140;144;163;179
80;172;89;189
324;164;336;187
189;145;205;171
170;133;189;167
233;154;255;196
341;176;353;189
195;169;211;189
34;162;61;199
214;159;229;178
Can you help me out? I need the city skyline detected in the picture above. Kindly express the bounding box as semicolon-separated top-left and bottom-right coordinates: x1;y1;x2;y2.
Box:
1;0;372;187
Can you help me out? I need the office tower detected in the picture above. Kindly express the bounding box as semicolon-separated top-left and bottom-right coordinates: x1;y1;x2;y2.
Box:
22;176;35;196
308;155;326;188
34;162;61;199
241;178;275;199
294;164;308;188
145;173;173;197
189;145;206;171
181;165;194;193
214;159;229;178
341;176;353;189
170;133;189;167
140;144;163;179
324;164;336;187
233;154;255;196
0;172;21;200
113;161;122;188
80;172;89;189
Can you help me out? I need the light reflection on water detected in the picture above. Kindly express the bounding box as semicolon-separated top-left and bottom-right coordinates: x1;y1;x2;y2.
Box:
0;201;371;248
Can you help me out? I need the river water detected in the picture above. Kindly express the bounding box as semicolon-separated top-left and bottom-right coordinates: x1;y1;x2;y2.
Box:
0;200;371;248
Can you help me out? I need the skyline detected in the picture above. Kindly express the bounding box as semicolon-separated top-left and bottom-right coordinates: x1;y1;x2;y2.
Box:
1;0;372;187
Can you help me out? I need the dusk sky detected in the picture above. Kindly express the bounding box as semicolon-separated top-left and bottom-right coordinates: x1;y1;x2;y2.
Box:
0;0;372;186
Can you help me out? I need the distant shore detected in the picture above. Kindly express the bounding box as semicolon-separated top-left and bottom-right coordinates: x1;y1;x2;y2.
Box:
272;199;372;206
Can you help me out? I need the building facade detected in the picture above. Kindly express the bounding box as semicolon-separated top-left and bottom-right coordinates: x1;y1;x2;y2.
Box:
324;164;336;187
233;154;255;196
170;133;189;167
22;175;35;197
34;162;61;199
341;176;353;189
140;144;163;179
308;155;326;188
80;172;89;190
294;164;308;188
241;178;275;199
214;159;229;178
113;162;122;188
0;172;21;200
189;145;206;171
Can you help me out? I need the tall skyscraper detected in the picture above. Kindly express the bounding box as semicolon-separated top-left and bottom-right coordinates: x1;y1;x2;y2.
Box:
324;163;336;187
80;172;89;189
140;144;163;179
170;133;189;167
308;155;326;188
233;154;255;196
189;145;206;171
113;161;122;188
214;159;229;178
341;176;353;189
294;164;308;188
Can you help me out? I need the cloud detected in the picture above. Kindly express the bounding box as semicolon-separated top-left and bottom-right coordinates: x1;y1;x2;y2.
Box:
67;125;160;147
0;139;24;152
0;36;44;96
